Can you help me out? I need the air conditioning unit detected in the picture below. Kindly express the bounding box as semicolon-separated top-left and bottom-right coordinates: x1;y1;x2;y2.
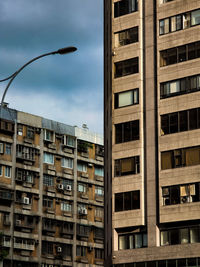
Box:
81;208;87;215
57;184;64;190
16;219;22;226
23;197;30;205
88;163;93;167
57;246;62;253
66;185;72;191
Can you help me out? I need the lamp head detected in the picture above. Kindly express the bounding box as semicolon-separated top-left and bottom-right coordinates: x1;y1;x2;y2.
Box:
56;46;77;55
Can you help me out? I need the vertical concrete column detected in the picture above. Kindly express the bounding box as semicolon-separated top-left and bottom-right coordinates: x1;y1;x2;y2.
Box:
10;121;17;267
72;138;77;266
38;129;44;266
143;0;158;247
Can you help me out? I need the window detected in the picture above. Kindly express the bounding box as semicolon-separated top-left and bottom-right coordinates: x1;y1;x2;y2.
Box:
76;246;86;256
78;183;87;193
161;146;200;170
16;145;36;161
62;135;75;147
94;227;104;239
17;124;23;136
115;57;139;78
77;162;87;172
0;143;3;154
61;157;73;169
115;27;138;47
62;179;73;190
191;10;200;26
118;230;147;250
95;207;104;218
42;241;53;255
95;248;104;259
16;169;35;183
160;41;200;67
115;88;139;108
159;9;200;36
114;0;138;18
0;165;2;176
26;126;34;139
115;190;140;212
43;152;54;164
43;129;54;142
43;197;53;209
161;226;200;246
43;174;54;186
161;108;200;135
61;202;72;212
162;183;199;205
115;156;140;176
77;203;87;214
5;166;11;178
160;74;200;99
115;120;139;144
95;186;104;196
95;166;104;177
5;143;11;155
77;224;90;236
95;145;104;156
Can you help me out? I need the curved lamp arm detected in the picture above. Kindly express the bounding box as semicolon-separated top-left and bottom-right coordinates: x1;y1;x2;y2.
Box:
0;46;77;106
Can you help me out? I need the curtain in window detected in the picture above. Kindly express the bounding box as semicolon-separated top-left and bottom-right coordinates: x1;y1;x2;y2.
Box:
191;10;200;26
185;147;200;166
161;151;172;170
118;91;133;107
121;158;132;173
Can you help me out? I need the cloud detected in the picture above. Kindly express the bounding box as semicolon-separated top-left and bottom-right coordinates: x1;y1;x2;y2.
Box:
0;0;103;134
4;86;103;134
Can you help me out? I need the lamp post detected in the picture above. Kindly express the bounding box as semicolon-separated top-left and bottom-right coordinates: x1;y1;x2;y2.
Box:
0;46;77;267
0;46;77;106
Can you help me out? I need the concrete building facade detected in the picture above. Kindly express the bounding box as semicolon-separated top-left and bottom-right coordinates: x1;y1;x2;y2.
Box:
104;0;200;266
0;107;104;267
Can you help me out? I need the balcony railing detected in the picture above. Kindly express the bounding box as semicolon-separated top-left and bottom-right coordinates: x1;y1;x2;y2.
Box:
14;242;35;250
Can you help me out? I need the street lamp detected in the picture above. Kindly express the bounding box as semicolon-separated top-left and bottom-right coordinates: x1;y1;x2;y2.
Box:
0;46;77;106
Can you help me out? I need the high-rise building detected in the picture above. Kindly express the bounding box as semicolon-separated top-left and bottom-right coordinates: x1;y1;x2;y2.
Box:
0;107;104;267
104;0;200;266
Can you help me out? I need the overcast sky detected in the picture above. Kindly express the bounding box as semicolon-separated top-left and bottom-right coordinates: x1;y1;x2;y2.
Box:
0;0;103;134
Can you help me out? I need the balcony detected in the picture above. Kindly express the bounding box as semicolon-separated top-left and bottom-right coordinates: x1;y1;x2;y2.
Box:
2;237;11;247
0;191;13;201
14;242;35;251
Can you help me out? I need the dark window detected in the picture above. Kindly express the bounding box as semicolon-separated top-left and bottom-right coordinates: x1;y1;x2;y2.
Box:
114;156;140;177
115;27;138;47
114;0;138;18
115;120;139;144
161;108;200;136
115;57;139;78
115;191;140;212
160;41;200;67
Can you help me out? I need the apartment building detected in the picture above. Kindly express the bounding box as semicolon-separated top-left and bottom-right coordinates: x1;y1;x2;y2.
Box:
104;0;200;266
0;106;104;267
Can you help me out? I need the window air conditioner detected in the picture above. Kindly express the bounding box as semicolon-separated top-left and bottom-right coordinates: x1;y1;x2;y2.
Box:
82;208;87;215
88;163;93;167
57;184;64;190
66;185;72;191
16;219;22;226
57;246;62;253
23;197;30;205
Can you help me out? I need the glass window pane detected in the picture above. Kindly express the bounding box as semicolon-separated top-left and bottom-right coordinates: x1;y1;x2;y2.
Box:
135;234;142;248
180;228;189;244
124;192;132;210
118;91;133;107
161;231;169;246
115;193;123;212
189;109;198;130
171;16;176;32
191;10;200;26
179;111;188;132
119;235;126;250
190;228;200;243
178;45;186;62
170;229;179;245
